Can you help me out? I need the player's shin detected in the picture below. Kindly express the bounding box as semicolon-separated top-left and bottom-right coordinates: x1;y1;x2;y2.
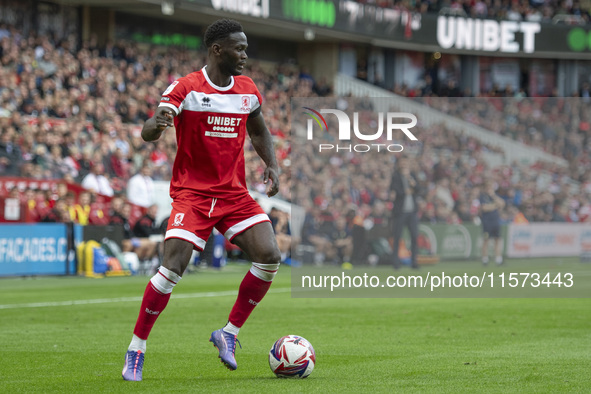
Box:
226;262;279;333
129;266;181;351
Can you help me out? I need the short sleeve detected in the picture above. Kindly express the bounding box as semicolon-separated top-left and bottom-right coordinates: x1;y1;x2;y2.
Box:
159;77;188;115
250;85;263;114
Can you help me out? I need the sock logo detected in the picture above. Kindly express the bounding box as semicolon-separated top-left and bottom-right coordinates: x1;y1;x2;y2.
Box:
248;299;259;306
145;308;160;315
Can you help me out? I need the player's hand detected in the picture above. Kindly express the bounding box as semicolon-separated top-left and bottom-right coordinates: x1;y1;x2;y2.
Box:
155;108;174;131
264;166;280;197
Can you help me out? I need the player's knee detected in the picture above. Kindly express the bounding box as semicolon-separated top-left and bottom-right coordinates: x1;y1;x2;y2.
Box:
165;264;183;277
259;248;281;266
162;255;185;277
249;246;281;266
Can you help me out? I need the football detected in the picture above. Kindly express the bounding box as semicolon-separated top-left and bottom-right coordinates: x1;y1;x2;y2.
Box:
268;335;316;378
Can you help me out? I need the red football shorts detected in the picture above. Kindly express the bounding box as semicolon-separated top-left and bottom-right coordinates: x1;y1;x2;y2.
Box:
164;192;270;250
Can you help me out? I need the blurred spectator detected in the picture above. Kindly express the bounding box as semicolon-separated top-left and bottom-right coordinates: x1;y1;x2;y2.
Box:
133;204;160;238
269;207;293;264
81;163;114;197
127;164;155;208
301;206;332;265
109;200;153;272
41;198;70;223
329;216;353;265
108;148;131;180
110;200;133;241
131;204;161;272
480;181;505;265
0;130;22;175
390;157;420;269
69;190;93;225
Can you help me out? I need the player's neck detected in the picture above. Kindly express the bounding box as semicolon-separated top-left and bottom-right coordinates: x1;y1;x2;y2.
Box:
204;65;232;88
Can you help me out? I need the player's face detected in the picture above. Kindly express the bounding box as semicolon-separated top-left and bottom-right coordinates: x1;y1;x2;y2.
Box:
220;32;248;76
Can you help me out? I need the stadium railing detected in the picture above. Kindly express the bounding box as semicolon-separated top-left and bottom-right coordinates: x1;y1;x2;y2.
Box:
438;7;468;17
552;15;586;25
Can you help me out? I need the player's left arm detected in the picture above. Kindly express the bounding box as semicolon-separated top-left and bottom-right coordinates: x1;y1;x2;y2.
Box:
246;108;280;197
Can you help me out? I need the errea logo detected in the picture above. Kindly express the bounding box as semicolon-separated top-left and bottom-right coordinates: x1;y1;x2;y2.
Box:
202;96;211;107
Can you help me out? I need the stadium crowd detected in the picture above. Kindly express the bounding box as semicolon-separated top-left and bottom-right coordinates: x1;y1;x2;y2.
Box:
355;0;591;22
0;23;590;266
291;97;591;263
418;96;591;174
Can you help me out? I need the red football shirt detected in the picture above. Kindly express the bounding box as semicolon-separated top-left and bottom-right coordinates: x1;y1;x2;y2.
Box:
158;67;263;198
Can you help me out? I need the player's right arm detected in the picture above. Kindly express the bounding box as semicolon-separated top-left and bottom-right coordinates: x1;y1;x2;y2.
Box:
141;107;175;142
142;78;187;141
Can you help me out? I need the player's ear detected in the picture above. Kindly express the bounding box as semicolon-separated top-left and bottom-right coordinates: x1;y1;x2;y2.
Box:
211;42;222;56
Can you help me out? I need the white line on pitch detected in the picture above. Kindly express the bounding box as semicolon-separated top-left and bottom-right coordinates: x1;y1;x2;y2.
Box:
0;287;291;310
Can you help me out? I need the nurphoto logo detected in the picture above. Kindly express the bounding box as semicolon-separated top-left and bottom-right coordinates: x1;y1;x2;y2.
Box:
303;107;418;153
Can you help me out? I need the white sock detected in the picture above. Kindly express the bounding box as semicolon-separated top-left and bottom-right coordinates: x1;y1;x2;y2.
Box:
128;334;146;353
150;266;181;294
482;256;489;264
495;255;503;264
223;322;240;336
250;262;279;282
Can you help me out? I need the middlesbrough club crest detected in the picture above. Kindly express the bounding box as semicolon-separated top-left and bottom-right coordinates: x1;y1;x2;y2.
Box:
240;96;251;112
173;213;185;226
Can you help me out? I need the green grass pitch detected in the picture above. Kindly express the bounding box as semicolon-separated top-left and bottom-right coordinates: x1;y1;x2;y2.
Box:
0;260;590;393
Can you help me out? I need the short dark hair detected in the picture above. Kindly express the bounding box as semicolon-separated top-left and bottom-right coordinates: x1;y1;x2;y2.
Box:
204;19;243;48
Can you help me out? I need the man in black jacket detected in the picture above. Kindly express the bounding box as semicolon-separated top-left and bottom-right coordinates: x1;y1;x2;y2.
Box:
132;204;160;238
390;157;420;269
130;204;161;274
